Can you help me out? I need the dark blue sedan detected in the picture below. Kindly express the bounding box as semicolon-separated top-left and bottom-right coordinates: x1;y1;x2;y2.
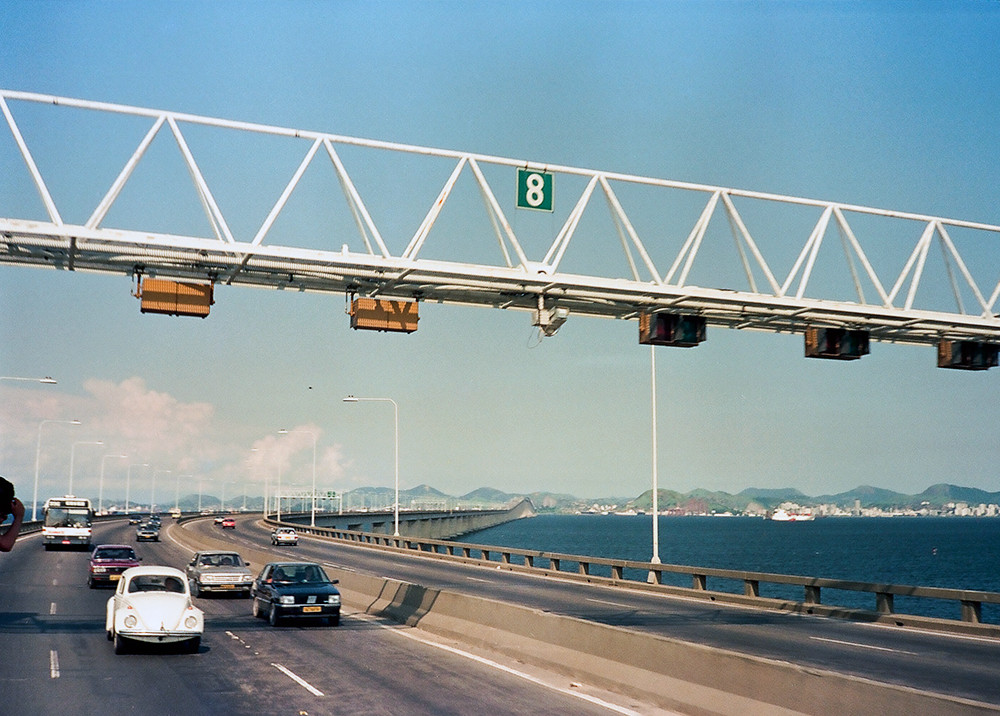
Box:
250;562;341;626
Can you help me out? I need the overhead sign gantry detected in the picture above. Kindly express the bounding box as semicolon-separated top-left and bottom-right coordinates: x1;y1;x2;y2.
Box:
2;90;999;368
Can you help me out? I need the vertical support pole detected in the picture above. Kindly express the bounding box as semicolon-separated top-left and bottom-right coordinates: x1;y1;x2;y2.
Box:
648;345;662;584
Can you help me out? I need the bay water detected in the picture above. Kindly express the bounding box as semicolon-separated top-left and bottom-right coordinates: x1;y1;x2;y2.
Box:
457;514;1000;623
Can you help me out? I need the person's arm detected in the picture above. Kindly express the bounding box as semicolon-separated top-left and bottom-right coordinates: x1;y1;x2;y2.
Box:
0;498;25;552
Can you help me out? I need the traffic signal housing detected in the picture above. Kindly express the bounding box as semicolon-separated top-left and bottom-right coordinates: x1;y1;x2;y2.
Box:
937;340;998;371
639;312;706;347
804;327;869;360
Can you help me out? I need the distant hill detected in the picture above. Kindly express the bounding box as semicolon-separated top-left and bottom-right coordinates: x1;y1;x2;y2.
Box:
461;487;513;503
739;487;809;502
401;484;448;499
814;485;911;507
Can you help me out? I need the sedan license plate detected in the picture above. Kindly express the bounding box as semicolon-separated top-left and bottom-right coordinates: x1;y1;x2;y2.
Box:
109;574;121;581
302;606;322;613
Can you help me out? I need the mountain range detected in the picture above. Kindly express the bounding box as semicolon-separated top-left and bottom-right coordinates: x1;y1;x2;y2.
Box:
97;482;1000;514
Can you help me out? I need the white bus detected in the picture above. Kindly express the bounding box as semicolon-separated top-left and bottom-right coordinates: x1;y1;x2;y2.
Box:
43;496;93;550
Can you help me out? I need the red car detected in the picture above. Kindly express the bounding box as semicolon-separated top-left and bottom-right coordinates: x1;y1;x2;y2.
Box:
88;544;141;588
221;518;236;529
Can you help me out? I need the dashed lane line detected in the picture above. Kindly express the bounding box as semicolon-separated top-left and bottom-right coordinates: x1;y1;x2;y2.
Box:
271;662;324;696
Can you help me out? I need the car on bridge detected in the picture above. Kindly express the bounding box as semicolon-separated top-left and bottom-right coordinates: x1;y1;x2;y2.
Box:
220;517;236;529
88;544;141;588
106;565;203;654
136;522;159;542
185;550;253;597
270;527;298;546
250;561;341;627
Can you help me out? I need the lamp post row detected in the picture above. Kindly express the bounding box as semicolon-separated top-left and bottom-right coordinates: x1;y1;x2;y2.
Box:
15;383;401;530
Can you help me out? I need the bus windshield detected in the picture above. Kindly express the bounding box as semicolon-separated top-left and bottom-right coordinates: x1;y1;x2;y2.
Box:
44;508;92;528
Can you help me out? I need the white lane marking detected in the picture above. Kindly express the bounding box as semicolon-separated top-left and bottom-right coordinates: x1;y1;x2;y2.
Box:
49;650;60;678
466;577;491;583
810;636;918;655
271;662;324;696
51;578;57;586
49;602;57;615
587;598;635;609
360;615;645;715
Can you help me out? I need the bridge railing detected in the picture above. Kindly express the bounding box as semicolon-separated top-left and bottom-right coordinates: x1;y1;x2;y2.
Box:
267;516;1000;630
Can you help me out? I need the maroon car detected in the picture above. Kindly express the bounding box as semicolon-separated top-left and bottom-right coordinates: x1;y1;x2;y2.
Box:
88;544;141;588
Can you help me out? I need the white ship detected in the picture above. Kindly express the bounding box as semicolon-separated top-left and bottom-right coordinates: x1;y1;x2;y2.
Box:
770;508;815;522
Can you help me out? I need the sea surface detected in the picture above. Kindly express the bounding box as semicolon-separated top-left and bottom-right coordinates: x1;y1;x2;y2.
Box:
456;514;1000;623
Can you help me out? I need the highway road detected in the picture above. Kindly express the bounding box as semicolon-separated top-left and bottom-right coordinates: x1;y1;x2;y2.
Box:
215;514;1000;708
0;520;671;716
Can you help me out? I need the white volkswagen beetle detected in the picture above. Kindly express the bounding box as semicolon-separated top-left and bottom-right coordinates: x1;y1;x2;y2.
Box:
106;565;204;654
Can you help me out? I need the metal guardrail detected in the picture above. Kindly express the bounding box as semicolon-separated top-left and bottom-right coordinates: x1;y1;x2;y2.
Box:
267;516;1000;629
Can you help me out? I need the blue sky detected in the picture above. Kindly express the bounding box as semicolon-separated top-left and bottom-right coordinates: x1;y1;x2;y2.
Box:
2;1;999;506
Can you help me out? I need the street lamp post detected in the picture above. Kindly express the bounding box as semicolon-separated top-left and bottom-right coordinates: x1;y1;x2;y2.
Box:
649;345;661;582
276;462;282;521
32;418;81;521
343;395;399;537
126;463;148;514
69;440;103;495
176;474;193;512
152;470;170;514
99;453;128;514
278;429;317;526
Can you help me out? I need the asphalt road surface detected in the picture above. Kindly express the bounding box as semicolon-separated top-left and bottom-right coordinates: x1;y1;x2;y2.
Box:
0;520;672;715
216;514;1000;707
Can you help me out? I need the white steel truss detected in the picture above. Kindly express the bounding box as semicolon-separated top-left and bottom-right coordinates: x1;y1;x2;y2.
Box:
2;89;1000;347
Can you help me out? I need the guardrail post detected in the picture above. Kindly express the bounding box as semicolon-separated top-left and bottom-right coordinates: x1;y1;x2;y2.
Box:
500;552;510;564
876;592;894;614
578;561;590;576
961;600;982;623
550;558;560;572
524;555;534;568
481;549;490;562
804;586;821;604
611;565;622;581
693;573;707;591
462;546;471;558
744;579;760;597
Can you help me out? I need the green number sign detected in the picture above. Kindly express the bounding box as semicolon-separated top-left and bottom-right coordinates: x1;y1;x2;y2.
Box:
516;168;553;212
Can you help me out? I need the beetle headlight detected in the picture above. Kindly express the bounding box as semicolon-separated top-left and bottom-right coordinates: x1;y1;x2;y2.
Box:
124;615;137;628
278;595;295;605
184;616;198;629
328;594;341;605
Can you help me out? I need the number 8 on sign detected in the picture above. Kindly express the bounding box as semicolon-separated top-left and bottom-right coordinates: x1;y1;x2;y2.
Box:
516;168;553;212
